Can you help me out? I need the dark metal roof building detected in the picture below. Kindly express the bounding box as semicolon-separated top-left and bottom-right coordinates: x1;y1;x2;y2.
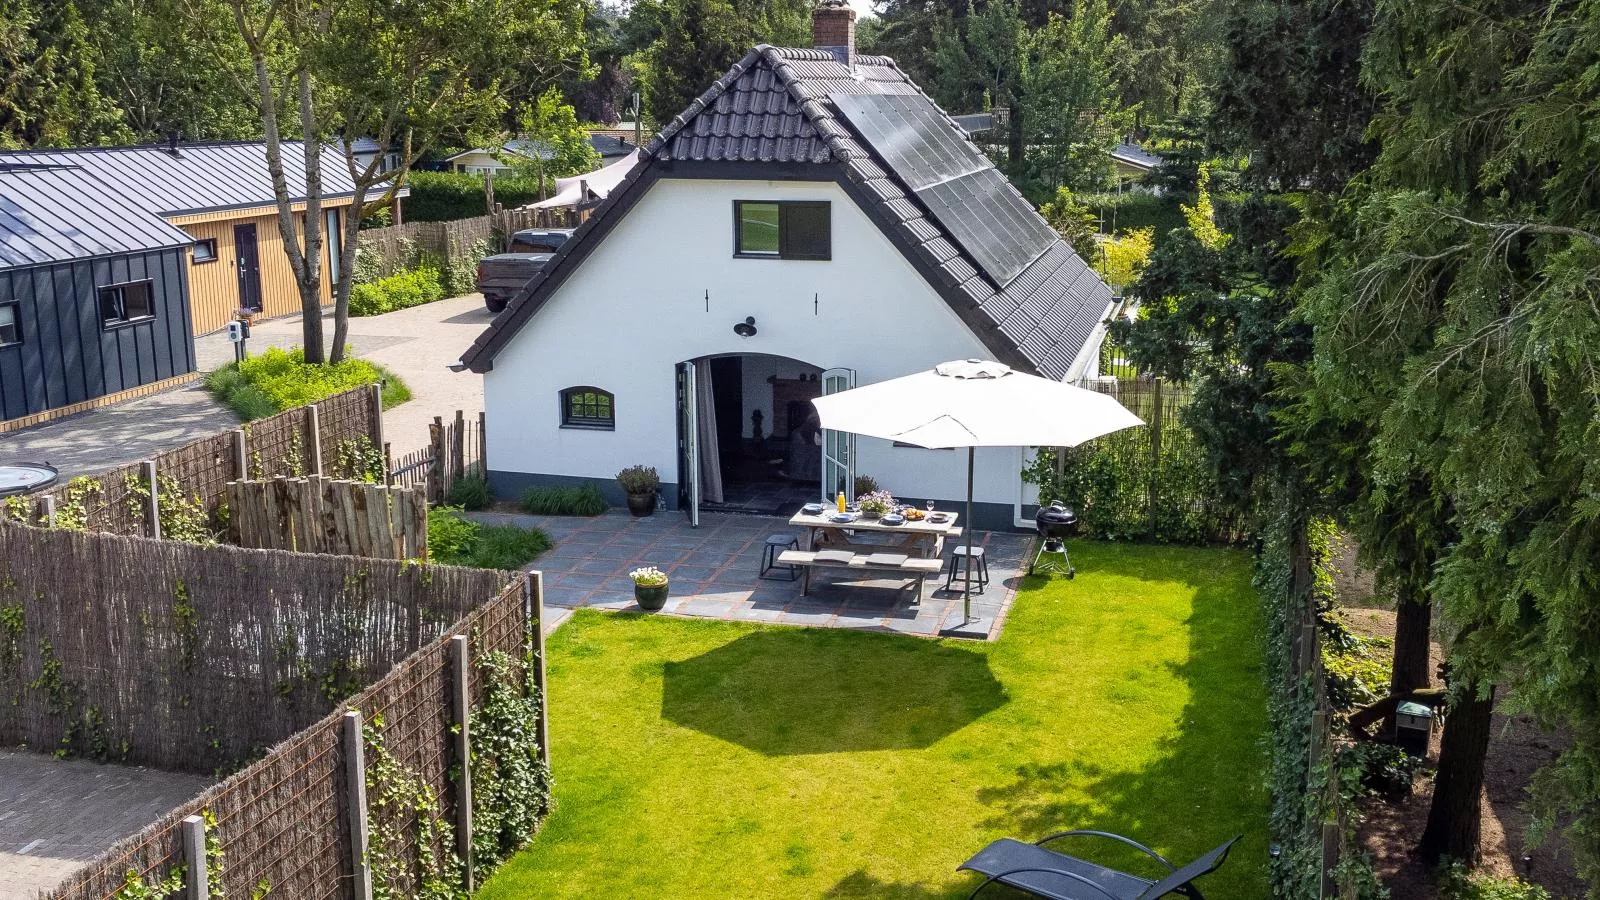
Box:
0;164;194;270
463;45;1114;381
0;142;368;218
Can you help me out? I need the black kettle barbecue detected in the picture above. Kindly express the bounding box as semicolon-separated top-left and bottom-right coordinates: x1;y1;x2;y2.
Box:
1030;501;1078;578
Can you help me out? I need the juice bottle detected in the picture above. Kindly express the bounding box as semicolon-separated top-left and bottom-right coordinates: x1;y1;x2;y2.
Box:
836;491;846;513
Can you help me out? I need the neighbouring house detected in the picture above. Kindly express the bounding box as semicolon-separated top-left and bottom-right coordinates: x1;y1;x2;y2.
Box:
349;137;401;174
1110;142;1164;181
0;163;197;427
0;140;406;336
460;3;1117;530
447;134;639;176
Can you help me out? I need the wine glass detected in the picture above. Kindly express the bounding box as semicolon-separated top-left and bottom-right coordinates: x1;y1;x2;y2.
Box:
925;500;936;515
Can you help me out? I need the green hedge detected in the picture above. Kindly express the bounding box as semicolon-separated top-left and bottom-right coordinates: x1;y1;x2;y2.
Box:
349;266;446;317
205;347;411;421
428;507;551;569
403;171;552;223
1076;191;1187;242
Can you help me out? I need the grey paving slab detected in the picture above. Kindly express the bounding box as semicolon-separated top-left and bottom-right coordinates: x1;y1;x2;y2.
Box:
471;509;1032;640
0;751;212;899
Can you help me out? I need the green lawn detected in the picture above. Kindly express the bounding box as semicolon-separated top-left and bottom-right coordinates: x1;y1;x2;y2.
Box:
479;541;1269;898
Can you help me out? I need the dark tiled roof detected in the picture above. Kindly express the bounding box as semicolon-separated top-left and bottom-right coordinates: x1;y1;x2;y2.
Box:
0;164;195;270
588;133;636;158
0;141;403;217
463;46;1113;379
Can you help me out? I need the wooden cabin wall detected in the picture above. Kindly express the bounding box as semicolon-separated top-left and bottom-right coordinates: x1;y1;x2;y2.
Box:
0;247;194;421
178;206;342;336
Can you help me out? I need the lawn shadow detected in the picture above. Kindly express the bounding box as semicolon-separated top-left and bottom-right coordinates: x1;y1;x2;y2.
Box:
660;628;1009;755
974;546;1266;889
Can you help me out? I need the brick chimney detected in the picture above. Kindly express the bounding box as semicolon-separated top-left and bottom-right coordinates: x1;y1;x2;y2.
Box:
813;0;856;68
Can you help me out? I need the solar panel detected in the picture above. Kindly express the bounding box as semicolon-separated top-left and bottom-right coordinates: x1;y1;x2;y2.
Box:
829;93;1058;286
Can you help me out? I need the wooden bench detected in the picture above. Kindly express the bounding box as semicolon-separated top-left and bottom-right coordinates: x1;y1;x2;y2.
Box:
777;549;944;601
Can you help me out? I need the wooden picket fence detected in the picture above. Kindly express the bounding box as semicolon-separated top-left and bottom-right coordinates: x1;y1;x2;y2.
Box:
388;409;485;503
227;476;428;559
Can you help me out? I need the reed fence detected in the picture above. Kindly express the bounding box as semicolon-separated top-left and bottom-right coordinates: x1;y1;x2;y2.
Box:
42;572;544;900
6;385;384;538
357;207;579;280
228;476;428;559
0;520;509;773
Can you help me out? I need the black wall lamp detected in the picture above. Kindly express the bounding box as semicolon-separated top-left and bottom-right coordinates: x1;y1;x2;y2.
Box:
733;316;758;338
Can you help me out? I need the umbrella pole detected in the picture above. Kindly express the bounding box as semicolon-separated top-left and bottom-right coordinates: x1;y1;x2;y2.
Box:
964;446;974;622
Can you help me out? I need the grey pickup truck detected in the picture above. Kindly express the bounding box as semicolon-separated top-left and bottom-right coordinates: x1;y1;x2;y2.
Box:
474;227;575;313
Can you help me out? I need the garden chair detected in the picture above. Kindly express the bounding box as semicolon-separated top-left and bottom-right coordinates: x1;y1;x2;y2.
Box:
958;831;1239;899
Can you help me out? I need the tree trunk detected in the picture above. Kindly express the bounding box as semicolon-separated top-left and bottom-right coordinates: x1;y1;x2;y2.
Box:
1386;584;1432;731
1418;681;1494;865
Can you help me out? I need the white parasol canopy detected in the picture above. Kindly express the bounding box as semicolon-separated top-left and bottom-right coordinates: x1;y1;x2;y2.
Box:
810;359;1143;632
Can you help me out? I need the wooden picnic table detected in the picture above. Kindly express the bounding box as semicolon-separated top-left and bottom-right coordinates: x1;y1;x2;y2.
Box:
787;508;960;558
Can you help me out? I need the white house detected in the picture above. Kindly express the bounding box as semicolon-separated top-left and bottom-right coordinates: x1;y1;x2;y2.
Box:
460;4;1117;530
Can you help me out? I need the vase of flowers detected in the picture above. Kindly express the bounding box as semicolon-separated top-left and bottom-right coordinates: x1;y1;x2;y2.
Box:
630;566;670;611
617;465;660;517
857;489;896;519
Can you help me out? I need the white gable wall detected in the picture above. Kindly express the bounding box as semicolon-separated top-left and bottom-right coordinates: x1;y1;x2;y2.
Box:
483;176;1033;521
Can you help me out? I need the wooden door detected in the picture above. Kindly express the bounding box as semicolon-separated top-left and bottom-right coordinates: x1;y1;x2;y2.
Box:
233;222;263;312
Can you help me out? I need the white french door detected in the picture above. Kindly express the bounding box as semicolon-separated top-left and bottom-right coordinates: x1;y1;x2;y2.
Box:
676;361;700;526
820;367;856;502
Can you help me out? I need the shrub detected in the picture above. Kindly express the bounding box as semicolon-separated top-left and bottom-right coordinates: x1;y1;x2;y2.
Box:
853;474;879;496
207;347;411;420
447;472;495;510
446;239;494;297
520;483;606;516
1074;191;1186;243
615;465;659;495
349;266;446;317
403;170;553;223
1440;863;1551;900
428;506;550;569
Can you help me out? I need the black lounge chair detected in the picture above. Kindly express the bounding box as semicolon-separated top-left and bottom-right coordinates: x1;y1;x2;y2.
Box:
958;831;1240;899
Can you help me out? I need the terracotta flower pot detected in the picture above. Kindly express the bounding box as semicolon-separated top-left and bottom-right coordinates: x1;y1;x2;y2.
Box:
634;581;669;611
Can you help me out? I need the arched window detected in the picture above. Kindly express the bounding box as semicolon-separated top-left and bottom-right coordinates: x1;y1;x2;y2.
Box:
560;386;615;429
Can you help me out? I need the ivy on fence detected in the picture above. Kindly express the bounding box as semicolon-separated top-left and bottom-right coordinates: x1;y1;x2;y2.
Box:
470;648;552;873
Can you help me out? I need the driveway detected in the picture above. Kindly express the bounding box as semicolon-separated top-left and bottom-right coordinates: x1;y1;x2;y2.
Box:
1;383;238;479
196;294;490;455
0;750;211;898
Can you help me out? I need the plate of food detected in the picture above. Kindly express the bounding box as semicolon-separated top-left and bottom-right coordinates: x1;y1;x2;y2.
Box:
880;513;905;526
801;502;825;515
904;508;927;521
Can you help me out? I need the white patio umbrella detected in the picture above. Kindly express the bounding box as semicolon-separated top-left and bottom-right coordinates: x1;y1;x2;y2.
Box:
810;359;1143;631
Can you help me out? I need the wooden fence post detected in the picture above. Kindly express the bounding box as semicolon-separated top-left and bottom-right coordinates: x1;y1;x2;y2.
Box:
233;428;249;479
307;405;324;475
383;442;393;486
343;710;374;900
36;495;54;527
429;417;446;505
452;409;466;485
1320;818;1340;898
478;410;488;475
1148;377;1163;540
181;814;208;900
141;460;161;539
526;573;550;770
450;635;475;891
369;382;385;455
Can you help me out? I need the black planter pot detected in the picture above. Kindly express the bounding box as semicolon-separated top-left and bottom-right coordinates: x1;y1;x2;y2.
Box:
626;491;657;517
634;582;669;611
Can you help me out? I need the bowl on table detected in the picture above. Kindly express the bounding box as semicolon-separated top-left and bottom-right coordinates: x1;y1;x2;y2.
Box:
801;502;825;516
927;512;951;524
880;513;905;526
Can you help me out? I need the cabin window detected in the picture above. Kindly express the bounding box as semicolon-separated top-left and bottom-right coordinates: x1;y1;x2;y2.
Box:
560;386;615;430
734;201;831;260
192;238;218;263
0;302;20;346
99;280;155;327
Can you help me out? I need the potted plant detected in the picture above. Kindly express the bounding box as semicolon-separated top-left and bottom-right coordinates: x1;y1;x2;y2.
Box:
630;566;670;611
617;465;660;517
857;489;896;519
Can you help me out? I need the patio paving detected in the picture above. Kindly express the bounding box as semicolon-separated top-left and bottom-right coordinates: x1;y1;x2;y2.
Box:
468;510;1033;639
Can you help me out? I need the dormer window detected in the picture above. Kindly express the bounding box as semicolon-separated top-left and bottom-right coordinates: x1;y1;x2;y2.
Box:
734;201;831;260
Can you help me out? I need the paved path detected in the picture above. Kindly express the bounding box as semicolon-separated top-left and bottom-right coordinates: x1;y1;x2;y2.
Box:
470;509;1031;640
1;384;238;479
0;751;211;899
197;294;490;456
